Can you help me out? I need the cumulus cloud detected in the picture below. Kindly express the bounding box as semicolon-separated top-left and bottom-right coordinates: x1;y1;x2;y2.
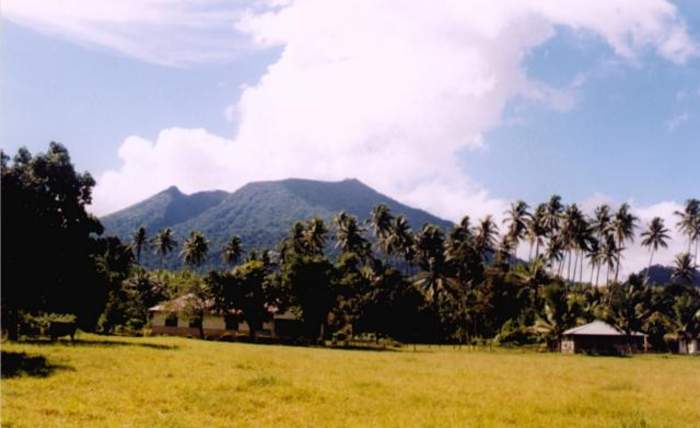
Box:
73;0;696;277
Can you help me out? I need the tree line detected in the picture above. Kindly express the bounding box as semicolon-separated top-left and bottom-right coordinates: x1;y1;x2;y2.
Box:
2;143;699;350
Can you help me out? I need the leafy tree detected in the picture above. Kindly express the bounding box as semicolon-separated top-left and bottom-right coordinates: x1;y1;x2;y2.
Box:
277;241;337;340
1;143;103;339
208;259;271;339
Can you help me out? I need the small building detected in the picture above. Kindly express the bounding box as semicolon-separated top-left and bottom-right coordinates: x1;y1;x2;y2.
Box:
148;294;301;340
561;320;647;355
678;336;699;355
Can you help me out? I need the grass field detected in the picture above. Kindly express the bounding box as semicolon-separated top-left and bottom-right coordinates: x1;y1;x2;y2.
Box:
2;334;699;427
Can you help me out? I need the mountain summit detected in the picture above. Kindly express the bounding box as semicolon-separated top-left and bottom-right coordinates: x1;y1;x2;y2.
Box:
101;178;452;268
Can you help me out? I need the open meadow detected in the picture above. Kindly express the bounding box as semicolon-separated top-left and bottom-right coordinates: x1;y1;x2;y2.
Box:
2;334;699;427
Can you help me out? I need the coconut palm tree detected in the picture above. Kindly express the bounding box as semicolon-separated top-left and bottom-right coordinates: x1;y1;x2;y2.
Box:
222;235;243;267
304;217;328;256
675;198;700;254
413;224;454;301
545;234;564;275
503;200;530;262
181;231;209;268
611;203;638;283
640;217;671;279
153;228;177;267
370;204;393;254
560;204;584;282
473;215;499;262
131;226;148;264
672;253;696;285
391;215;416;270
526;203;548;261
544;195;564;237
334;211;370;258
586;238;603;286
602;234;619;287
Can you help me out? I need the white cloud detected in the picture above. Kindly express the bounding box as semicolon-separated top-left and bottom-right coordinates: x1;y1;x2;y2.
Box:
666;112;690;131
2;0;249;66
85;0;696;242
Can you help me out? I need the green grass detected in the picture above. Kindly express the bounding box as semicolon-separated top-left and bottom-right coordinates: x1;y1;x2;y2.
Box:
2;334;699;427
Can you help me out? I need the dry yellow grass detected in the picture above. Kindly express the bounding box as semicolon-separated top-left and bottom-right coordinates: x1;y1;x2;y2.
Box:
2;334;699;427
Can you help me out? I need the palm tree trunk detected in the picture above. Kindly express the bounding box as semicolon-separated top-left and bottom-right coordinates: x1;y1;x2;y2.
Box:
614;255;621;284
535;241;540;259
567;251;573;282
590;262;595;285
596;264;601;287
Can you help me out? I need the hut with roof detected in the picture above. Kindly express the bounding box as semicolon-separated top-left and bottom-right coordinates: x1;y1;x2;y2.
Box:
561;320;647;354
148;294;301;340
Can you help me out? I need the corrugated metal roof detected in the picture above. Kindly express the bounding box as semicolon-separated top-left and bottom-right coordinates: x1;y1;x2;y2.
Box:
563;320;645;336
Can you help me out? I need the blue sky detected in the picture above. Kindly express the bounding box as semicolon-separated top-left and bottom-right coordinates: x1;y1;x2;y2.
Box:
2;0;698;222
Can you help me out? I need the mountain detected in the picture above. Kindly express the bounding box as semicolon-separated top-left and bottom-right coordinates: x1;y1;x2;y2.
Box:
100;178;453;269
637;264;700;287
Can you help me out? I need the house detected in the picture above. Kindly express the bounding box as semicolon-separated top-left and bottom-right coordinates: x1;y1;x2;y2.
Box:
678;336;699;355
148;294;302;340
561;320;647;354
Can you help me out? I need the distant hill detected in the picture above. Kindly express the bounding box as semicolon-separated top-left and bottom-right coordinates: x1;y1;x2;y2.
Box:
101;178;453;269
637;264;700;286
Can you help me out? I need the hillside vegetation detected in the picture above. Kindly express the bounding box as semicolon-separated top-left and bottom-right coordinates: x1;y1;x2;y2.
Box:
101;178;452;269
2;335;699;427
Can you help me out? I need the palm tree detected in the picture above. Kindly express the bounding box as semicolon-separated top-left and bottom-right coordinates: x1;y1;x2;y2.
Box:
560;204;584;283
611;203;638;283
181;231;209;268
503;200;530;263
391;215;416;270
334;211;370;258
153;228;177;267
222;235;243;267
545;234;564;275
640;217;671;279
131;226;148;264
413;224;454;301
473;215;499;262
675;198;700;253
602;234;618;287
672;253;696;285
526;204;548;261
586;238;603;286
370;204;393;257
304;217;328;256
543;195;564;237
592;204;612;238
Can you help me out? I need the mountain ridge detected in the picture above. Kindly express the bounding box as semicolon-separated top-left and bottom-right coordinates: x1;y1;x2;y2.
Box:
101;178;453;269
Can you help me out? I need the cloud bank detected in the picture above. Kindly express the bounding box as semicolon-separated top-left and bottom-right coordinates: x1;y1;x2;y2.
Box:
9;1;696;274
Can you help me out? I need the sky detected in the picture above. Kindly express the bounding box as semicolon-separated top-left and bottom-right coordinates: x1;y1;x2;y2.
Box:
2;0;699;276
